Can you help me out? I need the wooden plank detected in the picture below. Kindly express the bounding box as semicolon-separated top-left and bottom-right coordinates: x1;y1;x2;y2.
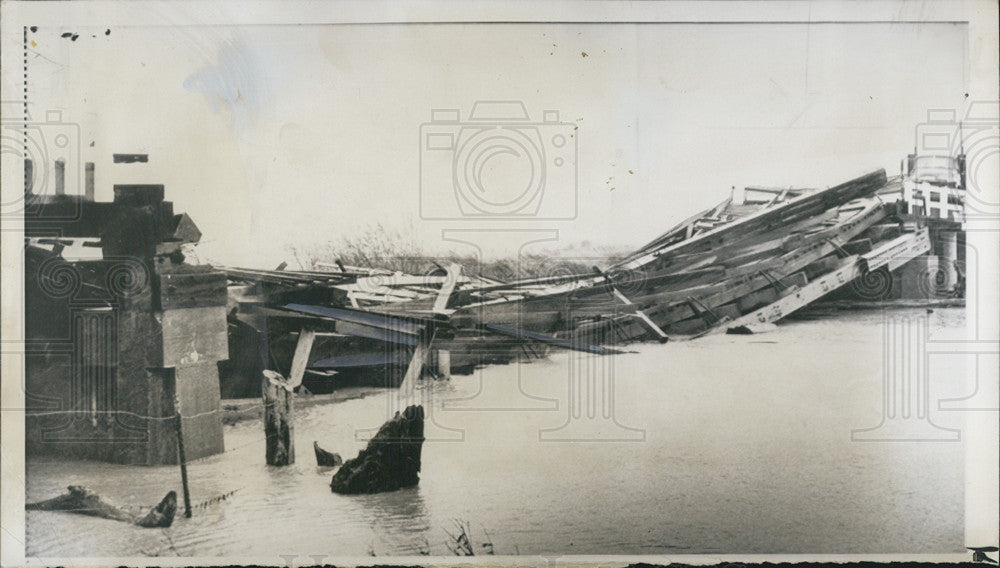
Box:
562;300;639;317
450;308;566;333
335;321;419;345
483;324;624;355
803;255;842;279
283;303;424;335
744;185;815;194
861;223;903;243
643;271;805;326
354;273;472;287
286;329;316;389
863;227;932;271
735;286;783;312
609;287;669;342
666;303;743;335
347;291;421;302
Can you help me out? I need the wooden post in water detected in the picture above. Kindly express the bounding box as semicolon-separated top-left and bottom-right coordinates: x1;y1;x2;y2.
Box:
262;370;294;466
261;328;315;466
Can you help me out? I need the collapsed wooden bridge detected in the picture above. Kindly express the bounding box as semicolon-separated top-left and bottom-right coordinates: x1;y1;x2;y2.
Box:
223;168;940;392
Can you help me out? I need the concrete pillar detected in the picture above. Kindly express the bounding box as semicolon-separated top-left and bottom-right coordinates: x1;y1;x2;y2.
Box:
940;231;959;292
152;267;229;464
895;255;940;299
54;159;65;195
85;162;95;201
435;349;451;380
24;158;33;195
851;315;959;441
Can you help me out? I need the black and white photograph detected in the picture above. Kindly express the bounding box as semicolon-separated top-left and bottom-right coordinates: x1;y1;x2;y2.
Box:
1;1;997;566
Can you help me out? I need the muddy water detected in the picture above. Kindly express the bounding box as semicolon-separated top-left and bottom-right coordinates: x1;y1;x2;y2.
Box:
26;308;969;558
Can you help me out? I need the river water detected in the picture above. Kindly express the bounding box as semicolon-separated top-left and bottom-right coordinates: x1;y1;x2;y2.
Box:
25;307;970;559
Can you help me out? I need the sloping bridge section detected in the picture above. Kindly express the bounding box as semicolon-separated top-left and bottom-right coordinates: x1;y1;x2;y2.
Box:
223;169;940;382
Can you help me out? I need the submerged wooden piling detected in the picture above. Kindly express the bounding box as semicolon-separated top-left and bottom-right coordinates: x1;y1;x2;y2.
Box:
261;327;315;466
262;370;295;466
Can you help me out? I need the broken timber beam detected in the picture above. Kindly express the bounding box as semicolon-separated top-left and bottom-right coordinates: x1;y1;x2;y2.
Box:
287;328;317;389
610;287;669;342
433;263;461;315
397;324;438;402
593;266;669;342
483;323;625;355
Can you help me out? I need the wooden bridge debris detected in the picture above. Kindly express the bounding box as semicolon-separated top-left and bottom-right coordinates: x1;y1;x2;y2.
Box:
221;168;952;391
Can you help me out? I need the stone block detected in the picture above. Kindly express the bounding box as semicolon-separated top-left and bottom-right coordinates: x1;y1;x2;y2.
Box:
161;306;228;367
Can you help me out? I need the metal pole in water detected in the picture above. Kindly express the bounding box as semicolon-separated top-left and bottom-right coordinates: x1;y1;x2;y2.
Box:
174;394;192;518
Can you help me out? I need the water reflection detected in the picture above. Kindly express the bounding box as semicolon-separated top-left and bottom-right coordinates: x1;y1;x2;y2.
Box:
357;487;430;555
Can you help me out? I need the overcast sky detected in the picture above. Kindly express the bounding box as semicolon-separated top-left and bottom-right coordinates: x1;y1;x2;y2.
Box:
11;19;969;266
